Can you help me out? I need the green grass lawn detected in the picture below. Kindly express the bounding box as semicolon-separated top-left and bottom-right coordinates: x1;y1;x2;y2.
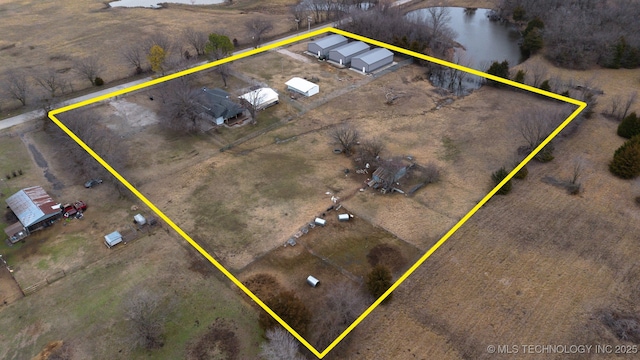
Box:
0;237;262;359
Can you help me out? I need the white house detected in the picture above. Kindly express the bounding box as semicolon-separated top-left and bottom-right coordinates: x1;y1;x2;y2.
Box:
285;77;319;97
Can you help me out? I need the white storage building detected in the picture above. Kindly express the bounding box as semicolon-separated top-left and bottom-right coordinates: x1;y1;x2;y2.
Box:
239;87;279;110
351;48;394;74
329;41;370;66
286;77;319;97
104;231;123;248
308;34;348;58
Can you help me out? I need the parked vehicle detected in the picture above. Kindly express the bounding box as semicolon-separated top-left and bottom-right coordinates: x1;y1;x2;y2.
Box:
62;203;77;218
63;200;87;218
84;178;103;188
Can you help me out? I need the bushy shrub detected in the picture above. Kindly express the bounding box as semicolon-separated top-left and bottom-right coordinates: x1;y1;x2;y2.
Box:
366;265;393;302
609;137;640;179
617;112;640;139
539;80;551;92
513;164;528;179
94;77;104;86
513;69;526;83
521;28;544;55
486;60;510;86
259;291;311;337
491;167;512;195
512;5;526;21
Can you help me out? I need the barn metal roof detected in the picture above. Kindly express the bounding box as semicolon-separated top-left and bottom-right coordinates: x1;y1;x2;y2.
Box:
331;41;370;57
6;186;61;227
353;48;394;64
310;34;348;49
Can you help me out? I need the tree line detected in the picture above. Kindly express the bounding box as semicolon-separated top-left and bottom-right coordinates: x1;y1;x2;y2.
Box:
496;0;640;69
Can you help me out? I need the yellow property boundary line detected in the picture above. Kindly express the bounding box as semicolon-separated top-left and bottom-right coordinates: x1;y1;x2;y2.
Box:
48;28;586;358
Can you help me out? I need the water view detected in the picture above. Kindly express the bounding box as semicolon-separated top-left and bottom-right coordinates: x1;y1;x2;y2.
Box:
407;7;523;94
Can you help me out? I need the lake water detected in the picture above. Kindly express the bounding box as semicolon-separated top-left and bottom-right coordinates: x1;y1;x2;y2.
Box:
109;0;224;8
407;7;523;93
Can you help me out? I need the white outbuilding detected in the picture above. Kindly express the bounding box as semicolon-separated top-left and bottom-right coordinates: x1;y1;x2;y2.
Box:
286;77;319;97
104;231;123;249
308;34;348;58
239;87;280;110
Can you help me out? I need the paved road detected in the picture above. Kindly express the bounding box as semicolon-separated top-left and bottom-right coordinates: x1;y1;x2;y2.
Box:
0;0;416;132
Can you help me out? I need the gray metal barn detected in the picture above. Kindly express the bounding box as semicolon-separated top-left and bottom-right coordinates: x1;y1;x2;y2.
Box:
328;41;370;66
351;48;394;74
307;34;348;58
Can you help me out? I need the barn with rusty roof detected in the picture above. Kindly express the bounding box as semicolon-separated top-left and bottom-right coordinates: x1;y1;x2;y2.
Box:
4;186;62;243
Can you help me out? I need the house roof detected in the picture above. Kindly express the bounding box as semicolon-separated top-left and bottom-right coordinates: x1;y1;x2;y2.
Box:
239;88;279;107
353;48;393;64
331;41;370;57
6;186;61;228
310;34;348;49
285;77;318;93
201;88;244;120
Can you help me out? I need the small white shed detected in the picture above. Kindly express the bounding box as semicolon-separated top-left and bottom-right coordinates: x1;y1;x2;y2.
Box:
104;231;122;248
134;214;146;225
307;275;320;287
338;213;350;221
285;77;319;97
314;217;326;226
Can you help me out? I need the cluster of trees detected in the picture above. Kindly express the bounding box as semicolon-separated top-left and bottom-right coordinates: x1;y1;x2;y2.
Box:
290;0;378;29
340;5;455;61
610;123;640;179
1;55;105;110
496;0;640;69
47;111;131;197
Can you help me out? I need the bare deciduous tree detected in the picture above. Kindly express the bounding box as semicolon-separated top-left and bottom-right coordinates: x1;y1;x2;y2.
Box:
245;18;274;49
183;27;208;57
35;69;68;98
156;77;202;133
259;328;304;360
515;107;568;161
3;71;29;106
122;43;145;74
49;110;131;197
74;56;105;86
526;62;548;87
311;281;368;356
358;137;385;167
331;124;360;155
241;87;265;124
123;289;166;350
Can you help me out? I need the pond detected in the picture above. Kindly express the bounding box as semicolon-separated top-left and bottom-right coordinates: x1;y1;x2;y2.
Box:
109;0;224;8
407;7;523;94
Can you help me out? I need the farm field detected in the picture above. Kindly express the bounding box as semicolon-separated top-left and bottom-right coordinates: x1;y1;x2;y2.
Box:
2;0;640;359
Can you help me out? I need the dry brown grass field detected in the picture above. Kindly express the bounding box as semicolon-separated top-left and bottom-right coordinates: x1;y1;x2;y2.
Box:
0;0;298;114
3;0;640;359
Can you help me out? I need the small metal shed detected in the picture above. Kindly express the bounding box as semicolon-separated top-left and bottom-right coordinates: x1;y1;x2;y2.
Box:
134;214;146;225
286;77;319;97
338;213;350;221
104;231;123;248
314;217;326;226
328;41;370;66
307;275;320;287
351;48;394;73
308;34;348;57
